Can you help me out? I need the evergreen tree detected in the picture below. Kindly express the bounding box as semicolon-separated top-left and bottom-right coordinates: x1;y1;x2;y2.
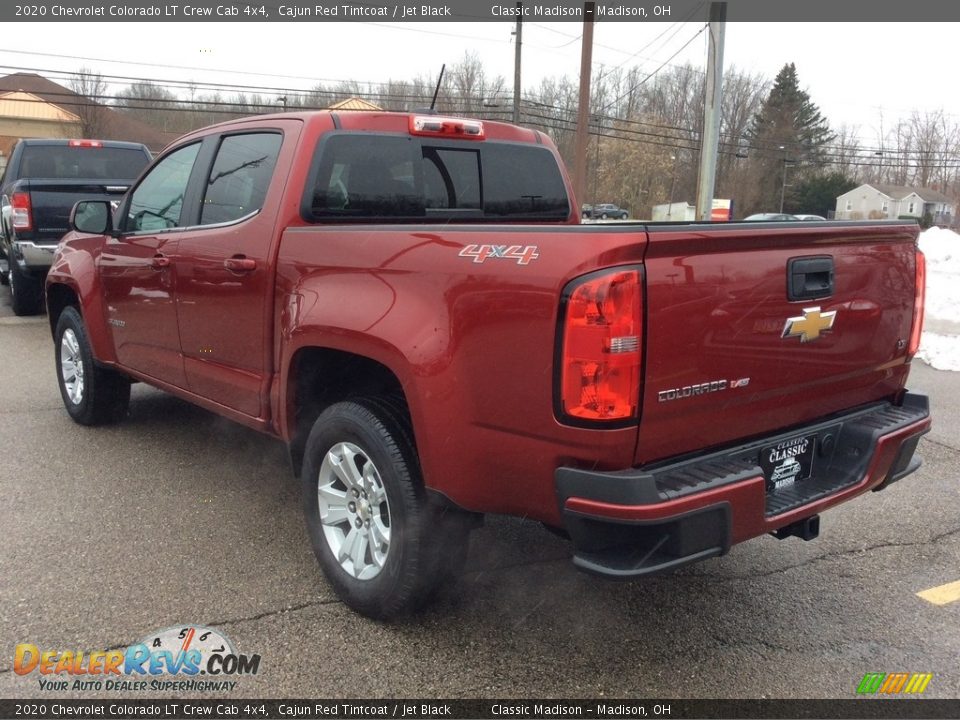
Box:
743;63;835;214
787;171;857;216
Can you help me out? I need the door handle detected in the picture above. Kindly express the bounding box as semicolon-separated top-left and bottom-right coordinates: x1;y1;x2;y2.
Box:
224;256;257;272
151;254;170;270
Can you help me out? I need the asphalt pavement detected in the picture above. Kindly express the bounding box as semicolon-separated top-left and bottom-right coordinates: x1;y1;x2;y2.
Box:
0;293;958;700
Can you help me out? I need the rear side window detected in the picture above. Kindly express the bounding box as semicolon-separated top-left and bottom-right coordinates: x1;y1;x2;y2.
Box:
305;133;569;222
200;132;283;226
18;146;149;180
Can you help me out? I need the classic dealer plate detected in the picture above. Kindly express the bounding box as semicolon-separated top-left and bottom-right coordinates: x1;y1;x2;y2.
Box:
760;434;816;492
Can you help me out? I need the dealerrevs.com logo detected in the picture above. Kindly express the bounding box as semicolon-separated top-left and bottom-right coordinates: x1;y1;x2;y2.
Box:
14;625;260;693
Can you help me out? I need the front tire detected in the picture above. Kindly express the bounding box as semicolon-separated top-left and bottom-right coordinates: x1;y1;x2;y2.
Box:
302;399;471;619
55;307;130;425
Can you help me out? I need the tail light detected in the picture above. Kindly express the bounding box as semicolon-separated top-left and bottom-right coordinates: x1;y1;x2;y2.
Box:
68;139;103;148
556;268;643;426
11;192;32;231
409;115;484;139
907;248;926;357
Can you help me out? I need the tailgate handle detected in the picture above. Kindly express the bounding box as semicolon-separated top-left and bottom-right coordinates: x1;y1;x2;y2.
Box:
788;256;834;301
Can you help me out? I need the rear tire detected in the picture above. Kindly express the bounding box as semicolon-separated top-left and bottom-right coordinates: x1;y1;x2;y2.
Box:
9;261;43;316
55;307;130;425
302;398;472;620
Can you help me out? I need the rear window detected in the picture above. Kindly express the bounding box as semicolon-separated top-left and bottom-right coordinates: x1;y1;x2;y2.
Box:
304;133;569;222
18;146;149;180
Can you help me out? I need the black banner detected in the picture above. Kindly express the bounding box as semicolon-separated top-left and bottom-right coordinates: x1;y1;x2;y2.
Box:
4;0;960;23
2;699;960;720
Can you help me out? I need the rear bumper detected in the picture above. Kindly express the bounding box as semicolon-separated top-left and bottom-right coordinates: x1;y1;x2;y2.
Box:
556;393;931;578
11;239;58;272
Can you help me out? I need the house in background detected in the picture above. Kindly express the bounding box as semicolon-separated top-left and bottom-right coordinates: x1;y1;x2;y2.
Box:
327;97;383;112
835;183;955;226
0;72;172;166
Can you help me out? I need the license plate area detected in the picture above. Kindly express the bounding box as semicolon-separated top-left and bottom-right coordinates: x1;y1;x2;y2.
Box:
760;434;816;492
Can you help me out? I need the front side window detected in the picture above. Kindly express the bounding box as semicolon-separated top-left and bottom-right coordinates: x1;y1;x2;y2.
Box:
126;143;200;232
200;133;283;226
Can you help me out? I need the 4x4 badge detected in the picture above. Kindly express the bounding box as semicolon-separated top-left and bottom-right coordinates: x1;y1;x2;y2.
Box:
782;306;836;343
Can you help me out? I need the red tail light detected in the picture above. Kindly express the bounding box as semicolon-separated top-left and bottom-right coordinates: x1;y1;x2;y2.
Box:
68;139;103;148
908;248;926;357
11;192;32;231
557;268;643;425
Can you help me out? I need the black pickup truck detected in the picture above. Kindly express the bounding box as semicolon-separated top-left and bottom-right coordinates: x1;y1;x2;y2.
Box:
0;138;151;315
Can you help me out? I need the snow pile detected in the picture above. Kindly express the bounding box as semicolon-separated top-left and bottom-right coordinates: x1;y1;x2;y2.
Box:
918;227;960;372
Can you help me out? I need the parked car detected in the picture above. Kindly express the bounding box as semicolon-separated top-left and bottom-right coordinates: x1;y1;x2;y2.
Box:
48;110;930;619
587;203;629;219
795;214;827;221
0;138;151;315
743;213;800;221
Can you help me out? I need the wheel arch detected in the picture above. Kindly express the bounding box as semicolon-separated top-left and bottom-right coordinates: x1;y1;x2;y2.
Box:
285;346;411;479
46;282;81;339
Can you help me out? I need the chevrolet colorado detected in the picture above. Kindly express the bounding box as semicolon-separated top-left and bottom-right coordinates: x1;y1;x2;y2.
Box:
45;111;930;619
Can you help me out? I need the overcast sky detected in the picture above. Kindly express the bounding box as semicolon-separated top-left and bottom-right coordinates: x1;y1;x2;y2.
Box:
2;21;956;143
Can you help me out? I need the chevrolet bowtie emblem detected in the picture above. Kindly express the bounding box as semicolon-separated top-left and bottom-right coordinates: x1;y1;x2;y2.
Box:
782;306;837;342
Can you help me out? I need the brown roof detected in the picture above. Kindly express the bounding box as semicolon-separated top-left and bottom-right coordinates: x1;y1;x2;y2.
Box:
870;183;953;204
327;97;383;111
0;72;170;151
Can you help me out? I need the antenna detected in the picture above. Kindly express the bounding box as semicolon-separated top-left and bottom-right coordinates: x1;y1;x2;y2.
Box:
429;64;446;113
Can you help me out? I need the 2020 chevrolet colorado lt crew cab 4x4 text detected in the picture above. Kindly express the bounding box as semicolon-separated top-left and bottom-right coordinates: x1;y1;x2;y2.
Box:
46;111;930;619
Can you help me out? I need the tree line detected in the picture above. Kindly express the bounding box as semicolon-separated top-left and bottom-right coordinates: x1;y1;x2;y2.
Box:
71;54;960;220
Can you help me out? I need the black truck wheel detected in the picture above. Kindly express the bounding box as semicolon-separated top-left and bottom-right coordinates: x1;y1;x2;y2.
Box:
9;261;43;316
54;307;131;425
302;399;472;619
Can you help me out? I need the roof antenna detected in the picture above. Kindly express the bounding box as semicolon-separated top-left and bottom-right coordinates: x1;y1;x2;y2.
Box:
428;64;446;113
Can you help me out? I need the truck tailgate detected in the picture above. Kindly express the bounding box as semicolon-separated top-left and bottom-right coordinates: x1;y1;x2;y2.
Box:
23;180;131;241
636;221;920;465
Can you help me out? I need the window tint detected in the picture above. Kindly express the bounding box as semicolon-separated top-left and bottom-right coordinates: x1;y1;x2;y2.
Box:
200;133;282;226
311;135;422;218
423;148;481;210
19;146;149;180
307;134;569;222
480;143;568;217
126;143;200;232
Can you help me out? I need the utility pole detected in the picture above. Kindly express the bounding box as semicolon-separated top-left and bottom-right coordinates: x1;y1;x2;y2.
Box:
694;2;726;221
512;4;522;124
573;2;595;208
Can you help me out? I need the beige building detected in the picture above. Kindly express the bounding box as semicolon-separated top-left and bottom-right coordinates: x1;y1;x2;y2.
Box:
0;72;171;168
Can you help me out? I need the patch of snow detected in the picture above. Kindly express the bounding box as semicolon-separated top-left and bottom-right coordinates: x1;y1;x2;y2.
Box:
918;227;960;371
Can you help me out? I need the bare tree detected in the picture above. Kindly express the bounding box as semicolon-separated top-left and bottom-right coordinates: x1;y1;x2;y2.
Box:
69;67;108;138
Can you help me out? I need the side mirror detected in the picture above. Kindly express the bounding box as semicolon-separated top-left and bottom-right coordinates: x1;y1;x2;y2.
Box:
70;200;113;235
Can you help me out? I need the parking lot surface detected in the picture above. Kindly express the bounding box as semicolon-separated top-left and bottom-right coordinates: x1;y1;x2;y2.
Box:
1;294;958;699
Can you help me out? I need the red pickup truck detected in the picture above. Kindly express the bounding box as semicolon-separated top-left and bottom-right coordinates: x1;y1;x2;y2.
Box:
46;111;931;619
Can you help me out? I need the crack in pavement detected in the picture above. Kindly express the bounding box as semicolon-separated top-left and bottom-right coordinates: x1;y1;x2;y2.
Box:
922;436;960;454
209;598;342;628
0;406;65;415
687;526;960;582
